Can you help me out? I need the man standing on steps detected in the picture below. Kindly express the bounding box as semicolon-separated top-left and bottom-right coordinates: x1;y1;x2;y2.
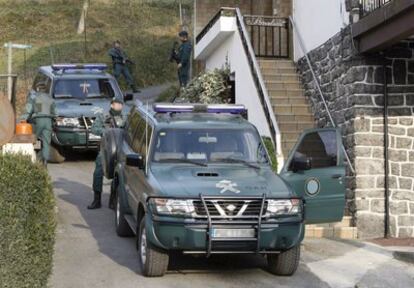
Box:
21;86;57;166
88;98;127;210
108;40;139;93
176;31;192;87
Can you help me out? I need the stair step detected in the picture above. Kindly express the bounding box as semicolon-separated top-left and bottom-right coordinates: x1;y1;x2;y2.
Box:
268;89;304;97
279;122;315;131
271;96;308;105
277;114;315;122
266;82;302;90
273;104;312;115
262;74;300;82
260;67;297;74
305;226;357;239
258;59;295;69
282;131;301;141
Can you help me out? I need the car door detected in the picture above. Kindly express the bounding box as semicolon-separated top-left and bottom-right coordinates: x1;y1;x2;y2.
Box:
279;128;345;224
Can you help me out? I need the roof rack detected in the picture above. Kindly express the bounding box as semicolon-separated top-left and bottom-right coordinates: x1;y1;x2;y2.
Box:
153;103;247;115
51;63;108;73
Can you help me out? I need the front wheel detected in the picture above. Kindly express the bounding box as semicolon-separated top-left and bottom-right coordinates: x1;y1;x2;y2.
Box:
267;245;300;276
137;217;169;277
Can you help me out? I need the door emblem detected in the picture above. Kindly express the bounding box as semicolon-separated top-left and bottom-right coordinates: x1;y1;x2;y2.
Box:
216;180;240;194
305;178;320;197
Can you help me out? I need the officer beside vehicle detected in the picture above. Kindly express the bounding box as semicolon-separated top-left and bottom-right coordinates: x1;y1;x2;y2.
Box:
87;97;127;210
21;84;57;166
175;31;192;87
108;40;139;93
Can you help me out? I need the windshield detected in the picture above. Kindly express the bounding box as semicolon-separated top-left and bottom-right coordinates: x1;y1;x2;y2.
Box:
53;79;116;99
151;128;269;165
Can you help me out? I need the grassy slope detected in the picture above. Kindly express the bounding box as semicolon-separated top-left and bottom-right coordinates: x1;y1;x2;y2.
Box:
0;0;191;89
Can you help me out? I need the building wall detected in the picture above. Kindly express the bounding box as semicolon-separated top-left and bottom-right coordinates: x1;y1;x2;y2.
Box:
292;0;349;61
297;26;414;238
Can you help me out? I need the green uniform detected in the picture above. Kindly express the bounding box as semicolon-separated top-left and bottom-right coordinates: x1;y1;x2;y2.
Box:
91;109;126;195
108;47;136;91
21;92;57;163
177;40;192;87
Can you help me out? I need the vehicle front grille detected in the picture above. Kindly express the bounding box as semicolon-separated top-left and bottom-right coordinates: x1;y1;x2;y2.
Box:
78;117;95;128
193;199;267;218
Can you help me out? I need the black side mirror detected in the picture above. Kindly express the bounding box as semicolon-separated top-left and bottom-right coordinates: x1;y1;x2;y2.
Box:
126;154;144;169
291;155;312;172
124;93;134;102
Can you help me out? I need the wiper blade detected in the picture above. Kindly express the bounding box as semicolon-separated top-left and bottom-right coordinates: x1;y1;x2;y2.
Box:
214;158;260;169
159;158;208;167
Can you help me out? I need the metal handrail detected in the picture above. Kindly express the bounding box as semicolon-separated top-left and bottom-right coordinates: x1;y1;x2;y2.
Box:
359;0;393;18
235;8;282;158
289;16;355;174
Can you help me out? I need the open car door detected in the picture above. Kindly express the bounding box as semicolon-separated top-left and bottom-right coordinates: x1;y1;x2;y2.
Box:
279;128;345;224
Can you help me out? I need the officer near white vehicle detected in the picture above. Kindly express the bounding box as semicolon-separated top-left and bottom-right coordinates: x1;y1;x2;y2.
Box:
87;97;127;209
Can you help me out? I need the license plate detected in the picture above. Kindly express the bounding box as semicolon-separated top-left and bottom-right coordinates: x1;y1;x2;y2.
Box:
88;134;101;140
211;228;255;238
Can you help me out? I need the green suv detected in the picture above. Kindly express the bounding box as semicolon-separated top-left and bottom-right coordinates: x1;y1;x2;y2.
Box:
29;64;132;162
102;102;345;277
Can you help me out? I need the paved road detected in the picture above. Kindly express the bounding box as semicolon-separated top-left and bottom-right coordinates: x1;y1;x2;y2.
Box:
48;160;414;288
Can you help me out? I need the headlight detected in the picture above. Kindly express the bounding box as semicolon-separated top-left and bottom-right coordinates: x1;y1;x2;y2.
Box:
266;199;301;216
56;117;81;127
150;198;195;216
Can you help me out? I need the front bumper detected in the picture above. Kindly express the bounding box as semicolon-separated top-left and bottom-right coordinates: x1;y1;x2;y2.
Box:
145;195;305;255
52;127;101;149
146;214;304;255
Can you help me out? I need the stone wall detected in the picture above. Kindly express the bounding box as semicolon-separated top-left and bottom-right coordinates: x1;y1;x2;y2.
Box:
296;26;414;238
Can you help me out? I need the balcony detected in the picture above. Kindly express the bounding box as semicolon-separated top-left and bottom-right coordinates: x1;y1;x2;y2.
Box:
353;0;414;53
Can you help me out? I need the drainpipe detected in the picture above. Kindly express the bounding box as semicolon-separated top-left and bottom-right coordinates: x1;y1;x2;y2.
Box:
382;55;390;239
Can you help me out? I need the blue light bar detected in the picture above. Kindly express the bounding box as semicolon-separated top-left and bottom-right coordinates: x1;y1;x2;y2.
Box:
51;63;108;72
153;103;247;115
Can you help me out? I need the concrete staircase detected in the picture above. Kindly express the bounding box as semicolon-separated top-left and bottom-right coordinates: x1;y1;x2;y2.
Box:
257;58;357;239
258;59;315;158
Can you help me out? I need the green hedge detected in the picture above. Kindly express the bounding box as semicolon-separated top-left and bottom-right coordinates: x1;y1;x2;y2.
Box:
0;154;56;288
262;137;278;172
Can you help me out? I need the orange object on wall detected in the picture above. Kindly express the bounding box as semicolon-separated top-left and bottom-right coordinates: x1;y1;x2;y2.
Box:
15;121;33;135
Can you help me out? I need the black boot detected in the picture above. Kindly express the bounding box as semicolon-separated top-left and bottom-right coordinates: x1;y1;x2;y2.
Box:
131;85;140;93
87;192;102;209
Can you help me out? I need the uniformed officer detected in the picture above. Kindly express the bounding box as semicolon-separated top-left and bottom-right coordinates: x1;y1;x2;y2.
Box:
108;40;139;93
21;88;57;166
88;97;127;210
177;31;192;87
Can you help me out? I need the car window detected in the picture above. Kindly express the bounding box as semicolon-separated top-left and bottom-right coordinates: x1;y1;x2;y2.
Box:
53;79;115;99
32;73;51;93
131;117;146;153
292;130;338;169
126;109;140;145
151;128;268;164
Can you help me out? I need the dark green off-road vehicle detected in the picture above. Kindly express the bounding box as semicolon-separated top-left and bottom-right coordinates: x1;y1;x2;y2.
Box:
29;64;132;162
101;102;345;277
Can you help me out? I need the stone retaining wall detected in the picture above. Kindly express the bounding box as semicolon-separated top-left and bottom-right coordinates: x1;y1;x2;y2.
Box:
296;26;414;238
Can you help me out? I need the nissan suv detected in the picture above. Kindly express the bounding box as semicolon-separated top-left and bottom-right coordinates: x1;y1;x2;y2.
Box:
102;102;346;277
28;63;132;162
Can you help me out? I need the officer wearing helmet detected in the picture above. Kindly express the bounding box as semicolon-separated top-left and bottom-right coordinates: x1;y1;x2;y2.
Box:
88;97;126;209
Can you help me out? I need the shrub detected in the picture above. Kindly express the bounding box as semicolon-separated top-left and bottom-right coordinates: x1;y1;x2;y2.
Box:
0;154;56;288
262;137;278;172
179;66;231;104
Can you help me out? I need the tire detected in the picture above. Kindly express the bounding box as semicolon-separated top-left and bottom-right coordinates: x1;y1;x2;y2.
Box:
137;217;169;277
101;128;123;179
267;245;300;276
48;144;65;163
115;185;134;237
